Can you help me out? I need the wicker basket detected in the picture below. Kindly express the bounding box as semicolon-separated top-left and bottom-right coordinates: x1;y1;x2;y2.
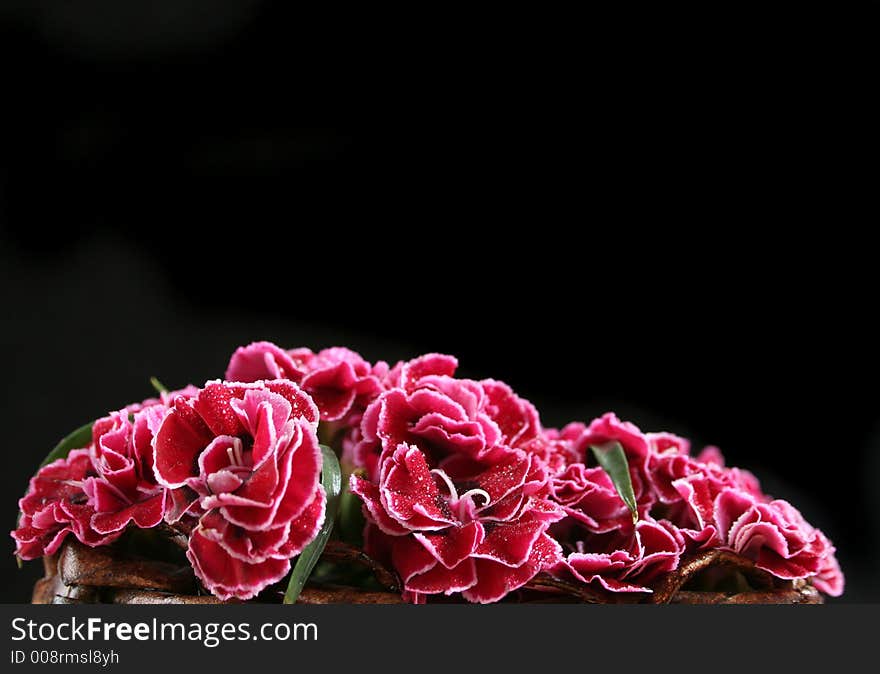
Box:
32;539;822;605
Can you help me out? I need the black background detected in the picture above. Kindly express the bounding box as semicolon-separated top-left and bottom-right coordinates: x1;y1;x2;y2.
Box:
1;2;877;603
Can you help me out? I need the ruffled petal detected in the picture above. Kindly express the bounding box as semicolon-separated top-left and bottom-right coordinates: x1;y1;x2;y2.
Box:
413;521;484;569
154;397;213;488
275;486;326;558
405;559;478;596
380;445;457;530
464;534;562;603
301;361;360;421
91;493;165;534
187;528;291;601
350;475;410;536
225;341;306;383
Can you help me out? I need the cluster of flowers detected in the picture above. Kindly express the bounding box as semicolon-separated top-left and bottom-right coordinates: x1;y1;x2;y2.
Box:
12;342;844;603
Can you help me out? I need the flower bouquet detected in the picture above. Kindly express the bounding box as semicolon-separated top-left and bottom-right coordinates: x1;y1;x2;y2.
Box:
14;343;843;605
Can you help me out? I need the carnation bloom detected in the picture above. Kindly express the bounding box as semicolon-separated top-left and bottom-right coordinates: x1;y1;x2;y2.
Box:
353;353;542;481
11;388;197;560
226;342;387;424
546;420;682;594
557;413;652;470
651;446;844;596
518;428;581;476
551;414;656;528
713;489;844;595
552;518;685;592
225;341;309;383
546;412;844;597
153;380;325;600
351;444;563;603
811;537;845;597
82;406;168;535
551;463;651;533
297;347;387;423
12;450;119;560
647;447;763;548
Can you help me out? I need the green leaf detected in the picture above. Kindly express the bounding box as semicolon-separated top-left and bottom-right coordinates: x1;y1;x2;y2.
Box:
590;441;639;524
150;377;168;395
40;422;94;469
283;444;342;604
338;480;366;547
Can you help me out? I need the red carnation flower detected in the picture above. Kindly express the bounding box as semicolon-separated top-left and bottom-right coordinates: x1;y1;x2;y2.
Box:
153;380;325;600
548;413;844;597
519;427;582;476
713;489;844;595
647;444;767;550
11;450;119;560
557;413;652;470
351;444;563;603
226;342;387;424
297;347;387;423
225;341;309;384
82;406;168;535
353;353;544;481
551;518;685;592
551;462;652;533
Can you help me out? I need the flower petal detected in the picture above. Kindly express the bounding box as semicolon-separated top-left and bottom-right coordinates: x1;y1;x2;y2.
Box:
391;534;439;583
194;382;248;437
302;361;360;421
187;528;291;601
473;504;557;567
154;397;213;488
225;341;306;383
350;475;410;536
91;493;165;534
413;521;484;569
463;533;562;603
405;559;478;596
275;485;326;558
398;353;458;391
475;450;530;504
380;445;457;530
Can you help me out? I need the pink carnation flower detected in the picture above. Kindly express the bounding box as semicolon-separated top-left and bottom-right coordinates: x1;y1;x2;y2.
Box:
518;428;581;476
713;489;844;595
551;462;652;533
558;413;652;470
297;347;387;423
811;537;845;597
551;518;685;592
353;353;543;481
551;413;657;529
226;342;387;424
351;444;563;603
225;341;309;384
11;388;198;560
547;416;683;594
153;380;325;600
547;412;844;597
648;444;767;550
11;450;119;560
83;406;169;535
